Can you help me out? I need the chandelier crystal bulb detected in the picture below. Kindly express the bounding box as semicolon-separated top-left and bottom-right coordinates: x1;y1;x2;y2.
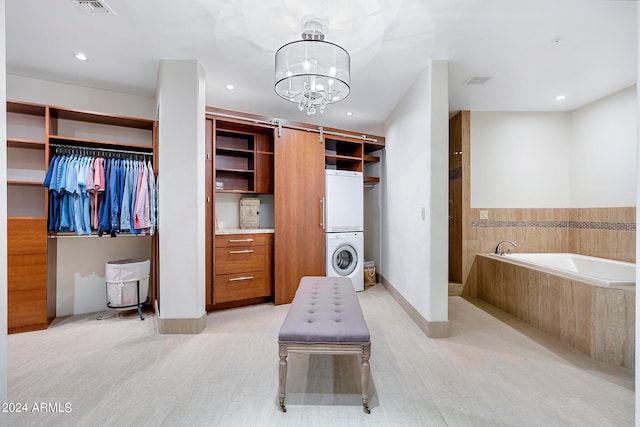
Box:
274;20;350;116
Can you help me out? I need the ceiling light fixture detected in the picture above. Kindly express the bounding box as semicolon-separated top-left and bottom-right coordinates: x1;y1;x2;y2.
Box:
225;84;235;90
346;112;353;116
555;95;566;101
74;52;89;61
274;20;350;115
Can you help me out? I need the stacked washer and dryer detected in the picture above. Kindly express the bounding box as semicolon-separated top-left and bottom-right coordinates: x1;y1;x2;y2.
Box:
324;170;364;292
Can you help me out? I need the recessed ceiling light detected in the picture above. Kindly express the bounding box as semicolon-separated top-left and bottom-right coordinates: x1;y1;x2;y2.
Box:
74;52;89;61
555;95;566;101
346;112;353;116
225;84;235;90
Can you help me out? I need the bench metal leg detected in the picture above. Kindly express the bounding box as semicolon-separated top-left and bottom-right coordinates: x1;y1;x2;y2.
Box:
278;344;288;412
361;344;371;414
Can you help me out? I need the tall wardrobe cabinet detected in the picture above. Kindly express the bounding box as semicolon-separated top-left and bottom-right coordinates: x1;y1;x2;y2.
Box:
274;128;326;305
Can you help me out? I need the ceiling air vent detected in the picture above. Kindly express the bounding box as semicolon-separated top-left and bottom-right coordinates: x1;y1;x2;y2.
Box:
463;75;491;85
74;0;116;14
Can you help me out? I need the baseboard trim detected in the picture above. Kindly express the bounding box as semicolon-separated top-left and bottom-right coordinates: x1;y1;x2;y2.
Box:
380;274;450;338
157;312;207;334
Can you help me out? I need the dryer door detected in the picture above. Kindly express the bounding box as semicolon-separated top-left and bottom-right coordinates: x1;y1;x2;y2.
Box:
332;244;358;276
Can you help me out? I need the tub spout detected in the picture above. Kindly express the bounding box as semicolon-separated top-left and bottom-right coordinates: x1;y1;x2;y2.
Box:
495;240;517;256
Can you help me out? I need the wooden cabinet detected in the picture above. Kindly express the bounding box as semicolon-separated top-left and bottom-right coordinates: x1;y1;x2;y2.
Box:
213;234;273;304
274;128;326;305
214;120;274;194
205;108;384;308
7;218;50;333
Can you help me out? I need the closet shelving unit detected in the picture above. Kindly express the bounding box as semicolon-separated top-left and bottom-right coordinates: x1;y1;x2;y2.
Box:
47;106;155;238
324;136;383;185
6;101;157;333
214;119;274;194
324;136;363;172
363;140;384;185
6;102;49;333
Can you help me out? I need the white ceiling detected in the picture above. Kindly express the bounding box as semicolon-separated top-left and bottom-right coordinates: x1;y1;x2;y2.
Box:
6;0;637;133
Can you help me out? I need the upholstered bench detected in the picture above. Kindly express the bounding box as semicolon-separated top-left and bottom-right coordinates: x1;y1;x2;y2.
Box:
277;276;372;413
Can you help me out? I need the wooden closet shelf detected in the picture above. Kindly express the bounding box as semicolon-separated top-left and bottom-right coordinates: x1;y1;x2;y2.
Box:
363;154;380;163
325;154;362;162
7;181;44;186
49;108;154;130
7;138;46;148
216;147;254;155
48;136;154;151
364;176;380;184
216;168;254;174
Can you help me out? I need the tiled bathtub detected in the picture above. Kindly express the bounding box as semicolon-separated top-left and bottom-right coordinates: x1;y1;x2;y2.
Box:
475;253;635;368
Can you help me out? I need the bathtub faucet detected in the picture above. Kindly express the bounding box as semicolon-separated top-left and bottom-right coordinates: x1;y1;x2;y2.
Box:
495;240;517;256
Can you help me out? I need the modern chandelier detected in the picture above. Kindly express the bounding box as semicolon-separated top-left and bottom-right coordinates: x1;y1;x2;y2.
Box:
274;21;350;115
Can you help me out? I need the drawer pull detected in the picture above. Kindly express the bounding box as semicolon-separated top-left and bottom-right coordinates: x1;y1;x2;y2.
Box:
228;249;254;254
228;238;254;243
229;276;254;282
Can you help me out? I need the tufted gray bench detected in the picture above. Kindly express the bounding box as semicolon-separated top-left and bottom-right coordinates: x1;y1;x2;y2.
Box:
277;276;372;413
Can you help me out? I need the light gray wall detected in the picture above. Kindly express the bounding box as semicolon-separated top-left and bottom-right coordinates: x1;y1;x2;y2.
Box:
381;60;449;323
635;6;639;425
1;1;8;422
471;111;571;208
470;86;636;209
569;86;636;207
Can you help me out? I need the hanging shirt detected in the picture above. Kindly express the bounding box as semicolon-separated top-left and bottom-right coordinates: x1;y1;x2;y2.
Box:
134;161;151;231
147;160;157;235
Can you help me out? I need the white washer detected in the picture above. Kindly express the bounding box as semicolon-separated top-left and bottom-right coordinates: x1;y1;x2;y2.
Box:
326;232;364;292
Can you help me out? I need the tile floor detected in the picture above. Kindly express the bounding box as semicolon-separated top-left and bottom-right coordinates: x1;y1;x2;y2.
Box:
7;284;634;426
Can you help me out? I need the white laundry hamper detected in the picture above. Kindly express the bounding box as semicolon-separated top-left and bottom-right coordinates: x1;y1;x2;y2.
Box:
104;258;150;320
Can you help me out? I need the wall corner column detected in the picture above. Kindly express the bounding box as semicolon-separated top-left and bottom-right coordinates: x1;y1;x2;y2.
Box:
156;60;207;334
427;59;450;337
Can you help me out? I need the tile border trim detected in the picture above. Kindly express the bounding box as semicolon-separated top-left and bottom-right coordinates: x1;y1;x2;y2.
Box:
471;220;635;231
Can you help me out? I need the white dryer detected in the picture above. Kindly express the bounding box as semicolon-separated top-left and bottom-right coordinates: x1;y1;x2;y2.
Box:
326;232;364;292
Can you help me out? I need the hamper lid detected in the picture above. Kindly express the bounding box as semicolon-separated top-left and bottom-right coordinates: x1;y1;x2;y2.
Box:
105;259;150;283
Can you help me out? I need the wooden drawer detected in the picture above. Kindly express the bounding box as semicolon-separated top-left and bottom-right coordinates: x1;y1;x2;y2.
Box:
214;271;270;303
214;246;266;275
8;288;47;332
8;217;47;255
215;233;269;248
8;254;47;292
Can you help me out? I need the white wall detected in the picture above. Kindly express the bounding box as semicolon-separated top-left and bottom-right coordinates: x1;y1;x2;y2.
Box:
6;76;157;316
570;86;637;207
382;60;449;324
156;60;206;319
471;86;636;209
56;237;151;316
471;112;571;208
1;0;8;421
7;75;156;120
635;7;639;424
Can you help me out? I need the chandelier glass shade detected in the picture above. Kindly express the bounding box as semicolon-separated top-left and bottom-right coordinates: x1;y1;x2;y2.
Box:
274;25;350;115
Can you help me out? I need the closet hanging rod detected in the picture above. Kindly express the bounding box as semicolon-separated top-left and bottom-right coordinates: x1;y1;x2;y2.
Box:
49;143;153;157
206;111;379;143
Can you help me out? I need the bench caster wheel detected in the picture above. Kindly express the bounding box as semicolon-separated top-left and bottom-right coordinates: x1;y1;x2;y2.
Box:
279;400;286;412
363;401;370;414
